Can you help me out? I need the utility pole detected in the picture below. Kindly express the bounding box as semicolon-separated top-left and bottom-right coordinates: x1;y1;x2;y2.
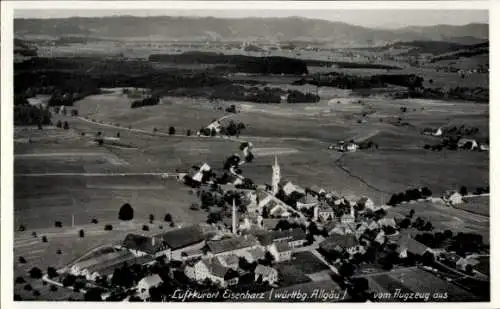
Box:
72;214;75;227
232;198;237;235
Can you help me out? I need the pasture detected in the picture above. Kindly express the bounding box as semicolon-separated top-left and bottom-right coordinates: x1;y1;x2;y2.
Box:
386;201;489;243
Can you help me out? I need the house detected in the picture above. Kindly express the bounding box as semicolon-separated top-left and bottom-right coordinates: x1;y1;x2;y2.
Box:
206;235;261;257
217;254;240;270
456;255;481;272
269;201;291;218
319;234;360;256
254;265;278;285
158;225;205;251
442;191;463;205
136;274;163;300
308;185;326;197
122;234;171;259
282;181;306;196
180;248;204;261
422;127;442;136
268;241;292;262
328;222;355;236
357;197;376;211
192;163;212;183
206;120;222;133
297;193;319;210
314;204;336;222
479;144;489;152
254;228;307;248
457;138;478;150
241;247;266;264
186;258;239;287
397;234;430;257
346;142;358;152
377;217;397;229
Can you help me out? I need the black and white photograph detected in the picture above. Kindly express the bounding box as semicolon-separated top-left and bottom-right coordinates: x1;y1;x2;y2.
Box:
2;1;494;304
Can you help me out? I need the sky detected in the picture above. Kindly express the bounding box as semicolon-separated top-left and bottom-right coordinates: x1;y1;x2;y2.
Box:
14;9;488;29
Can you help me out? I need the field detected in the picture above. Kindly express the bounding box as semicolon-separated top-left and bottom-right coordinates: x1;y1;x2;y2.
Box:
366;267;481;302
458;195;490;217
386;201;489;244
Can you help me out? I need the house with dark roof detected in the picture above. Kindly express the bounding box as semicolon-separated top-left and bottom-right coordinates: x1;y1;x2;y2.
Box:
396;234;430;257
320;234;360;256
122;234;171;259
254;228;307;248
268;241;292;262
158;225;205;250
206;235;261;257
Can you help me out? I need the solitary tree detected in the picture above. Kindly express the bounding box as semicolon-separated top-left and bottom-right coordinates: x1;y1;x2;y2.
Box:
19;256;27;264
47;267;59;279
63;121;69;130
29;267;43;279
54;221;62;228
164;213;172;222
169;126;176;135
56;120;62;128
104;224;113;231
142;225;150;231
149;214;155;223
186;129;192;136
41;236;48;243
79;229;85;238
118;203;134;221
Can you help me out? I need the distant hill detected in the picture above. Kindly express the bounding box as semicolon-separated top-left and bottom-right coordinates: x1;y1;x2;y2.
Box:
14;16;488;47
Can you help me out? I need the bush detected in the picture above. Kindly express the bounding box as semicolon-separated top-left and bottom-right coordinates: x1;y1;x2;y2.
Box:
131;96;160;108
19;225;26;232
63;121;69;130
56;249;62;255
79;229;85;238
19;256;27;264
41;236;48;243
54;221;63;228
142;225;150;231
186;129;192;136
91;218;98;224
118;203;134;221
56;120;63;128
50;285;58;292
15;276;26;284
29;267;43;279
14;294;23;301
164;213;172;222
24;284;33;291
33;290;41;297
170;222;175;228
104;224;113;231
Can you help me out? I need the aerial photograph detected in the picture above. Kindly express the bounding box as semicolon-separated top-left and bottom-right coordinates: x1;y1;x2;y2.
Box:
11;7;489;302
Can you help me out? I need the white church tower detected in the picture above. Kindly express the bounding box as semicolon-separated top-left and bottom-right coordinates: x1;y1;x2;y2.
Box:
272;156;281;195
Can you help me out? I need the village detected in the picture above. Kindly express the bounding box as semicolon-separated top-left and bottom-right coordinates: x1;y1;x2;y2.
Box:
18;131;488;302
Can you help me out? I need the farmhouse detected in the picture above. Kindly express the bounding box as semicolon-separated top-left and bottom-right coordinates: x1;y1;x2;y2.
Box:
122;234;171;259
206;235;261;257
241;247;266;263
396;234;430;258
457;138;478;150
357;197;376;211
185;258;239;287
442;191;463;205
254;265;278;285
314;204;336;222
158;225;205;250
254;228;307;248
217;254;240;270
282;181;306;196
136;274;163;300
297;193;320;210
320;234;360;255
268;241;292;262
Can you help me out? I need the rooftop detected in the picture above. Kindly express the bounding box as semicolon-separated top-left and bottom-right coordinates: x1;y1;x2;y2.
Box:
122;234;167;255
207;235;260;255
157;225;205;250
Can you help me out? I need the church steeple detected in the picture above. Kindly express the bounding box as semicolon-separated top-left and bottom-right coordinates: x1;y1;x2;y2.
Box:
272;156;280;195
